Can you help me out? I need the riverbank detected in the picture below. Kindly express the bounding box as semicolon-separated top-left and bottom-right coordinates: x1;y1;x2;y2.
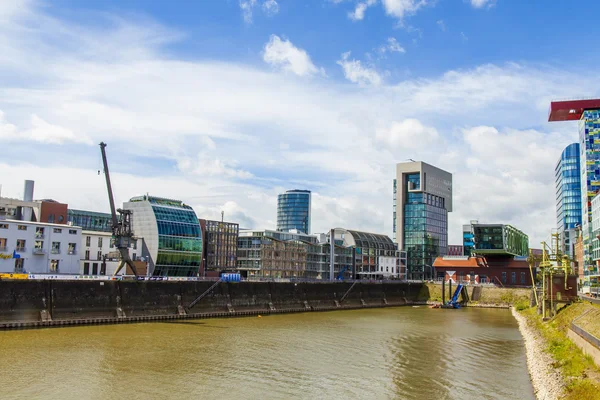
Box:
514;303;600;400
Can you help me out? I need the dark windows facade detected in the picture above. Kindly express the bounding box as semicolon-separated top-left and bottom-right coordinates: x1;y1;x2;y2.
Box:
555;143;582;258
276;190;311;234
203;220;239;274
67;209;113;232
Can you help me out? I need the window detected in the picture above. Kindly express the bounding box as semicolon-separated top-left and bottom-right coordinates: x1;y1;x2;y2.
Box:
16;239;26;251
14;258;24;272
68;243;76;255
520;272;526;285
501;272;507;284
35;227;45;238
98;237;103;248
83;262;90;275
69;229;77;235
0;238;6;250
51;242;61;254
85;236;91;247
97;250;102;260
53;228;62;234
133;241;137;250
511;272;516;285
17;225;27;231
50;260;59;273
132;253;137;261
34;240;44;251
92;263;98;275
85;250;90;260
0;224;8;229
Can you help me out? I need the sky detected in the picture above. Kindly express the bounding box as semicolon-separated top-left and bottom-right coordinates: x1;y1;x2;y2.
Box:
0;0;598;247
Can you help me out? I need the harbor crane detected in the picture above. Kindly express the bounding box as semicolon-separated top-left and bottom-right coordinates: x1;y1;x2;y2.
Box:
99;142;138;277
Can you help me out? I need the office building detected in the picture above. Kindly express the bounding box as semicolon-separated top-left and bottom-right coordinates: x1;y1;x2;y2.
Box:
549;99;600;290
462;222;529;257
199;219;239;276
555;143;582;259
394;161;452;280
68;209;113;232
0;219;81;274
124;195;202;277
277;189;311;234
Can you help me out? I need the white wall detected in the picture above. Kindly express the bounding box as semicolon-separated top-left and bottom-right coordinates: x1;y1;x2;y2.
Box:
80;230;144;275
0;220;81;274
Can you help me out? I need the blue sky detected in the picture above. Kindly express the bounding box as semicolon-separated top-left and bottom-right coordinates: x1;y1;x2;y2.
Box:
1;0;599;245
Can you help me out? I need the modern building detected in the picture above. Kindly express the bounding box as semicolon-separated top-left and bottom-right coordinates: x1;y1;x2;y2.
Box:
123;195;202;277
199;219;239;277
433;255;532;287
67;209;113;232
394;161;452;280
0;219;81;274
462;222;529;257
589;193;600;288
549;99;600;290
555;143;582;259
277;189;311;234
332;228;405;280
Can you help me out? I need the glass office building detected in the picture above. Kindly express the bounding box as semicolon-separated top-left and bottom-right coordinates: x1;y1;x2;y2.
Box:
555;143;582;258
124;195;202;277
67;209;113;232
276;190;311;234
395;162;452;280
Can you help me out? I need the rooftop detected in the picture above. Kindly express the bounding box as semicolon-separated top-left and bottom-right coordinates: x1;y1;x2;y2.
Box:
548;99;600;122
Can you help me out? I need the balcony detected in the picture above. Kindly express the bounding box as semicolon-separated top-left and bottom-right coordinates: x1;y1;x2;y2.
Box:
33;248;46;255
0;246;7;252
68;250;77;255
35;233;45;239
15;247;26;253
51;249;61;254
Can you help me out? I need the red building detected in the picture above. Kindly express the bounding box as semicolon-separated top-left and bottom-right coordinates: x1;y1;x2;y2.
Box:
433;255;532;287
446;245;464;256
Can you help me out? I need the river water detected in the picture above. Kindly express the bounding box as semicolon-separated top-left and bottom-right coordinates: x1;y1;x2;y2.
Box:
0;307;534;400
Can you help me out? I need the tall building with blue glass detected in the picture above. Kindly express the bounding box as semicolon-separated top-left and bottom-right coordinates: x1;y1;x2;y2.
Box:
394;161;452;280
555;143;582;258
124;195;202;276
276;190;311;234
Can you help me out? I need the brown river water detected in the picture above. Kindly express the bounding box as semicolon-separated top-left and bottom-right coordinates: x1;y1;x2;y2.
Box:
0;307;534;400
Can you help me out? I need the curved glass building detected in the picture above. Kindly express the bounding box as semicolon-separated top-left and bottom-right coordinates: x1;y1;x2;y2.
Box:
124;195;202;276
277;190;311;234
555;143;582;258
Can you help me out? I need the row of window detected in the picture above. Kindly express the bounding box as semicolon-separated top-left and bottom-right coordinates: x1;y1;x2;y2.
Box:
0;225;77;235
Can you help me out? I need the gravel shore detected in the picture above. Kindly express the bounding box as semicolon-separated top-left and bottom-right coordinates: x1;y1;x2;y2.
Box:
512;307;565;400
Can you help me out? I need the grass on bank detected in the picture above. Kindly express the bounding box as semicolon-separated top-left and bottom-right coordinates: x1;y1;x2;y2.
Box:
521;302;600;400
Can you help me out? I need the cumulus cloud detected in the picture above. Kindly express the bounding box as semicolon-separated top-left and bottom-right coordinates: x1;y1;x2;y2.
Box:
263;35;320;76
0;111;92;145
240;0;278;23
348;0;377;21
262;0;279;16
378;37;405;55
336;52;382;86
376;119;439;150
470;0;495;9
382;0;428;20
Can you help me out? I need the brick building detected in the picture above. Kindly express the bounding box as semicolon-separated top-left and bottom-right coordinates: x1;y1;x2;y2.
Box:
433;255;532;287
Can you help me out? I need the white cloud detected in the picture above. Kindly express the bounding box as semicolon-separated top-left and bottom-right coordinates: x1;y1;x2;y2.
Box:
239;0;257;23
0;110;92;145
376;119;439;150
336;52;382;86
461;32;468;42
384;37;405;53
262;0;279;16
348;0;377;21
470;0;495;9
382;0;428;20
437;19;446;31
263;35;320;76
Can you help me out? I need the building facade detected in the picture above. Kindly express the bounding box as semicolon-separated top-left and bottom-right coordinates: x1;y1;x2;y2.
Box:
79;230;146;276
447;245;464;256
276;190;311;234
68;209;113;232
555;143;582;259
199;219;239;276
0;219;81;274
433;255;532;287
124;195;202;277
394;161;452;280
462;222;529;257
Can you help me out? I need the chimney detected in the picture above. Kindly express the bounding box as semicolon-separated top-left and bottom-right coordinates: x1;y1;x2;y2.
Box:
22;180;34;221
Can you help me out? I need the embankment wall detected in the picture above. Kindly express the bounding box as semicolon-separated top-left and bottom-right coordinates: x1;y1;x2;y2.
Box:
0;280;426;329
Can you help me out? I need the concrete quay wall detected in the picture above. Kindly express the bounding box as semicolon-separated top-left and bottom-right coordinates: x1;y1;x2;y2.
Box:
0;280;425;329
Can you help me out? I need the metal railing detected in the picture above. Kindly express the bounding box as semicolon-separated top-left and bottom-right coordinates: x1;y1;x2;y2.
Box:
33;248;46;255
68;250;77;255
0;246;7;252
51;249;61;254
15;247;26;252
35;233;45;239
